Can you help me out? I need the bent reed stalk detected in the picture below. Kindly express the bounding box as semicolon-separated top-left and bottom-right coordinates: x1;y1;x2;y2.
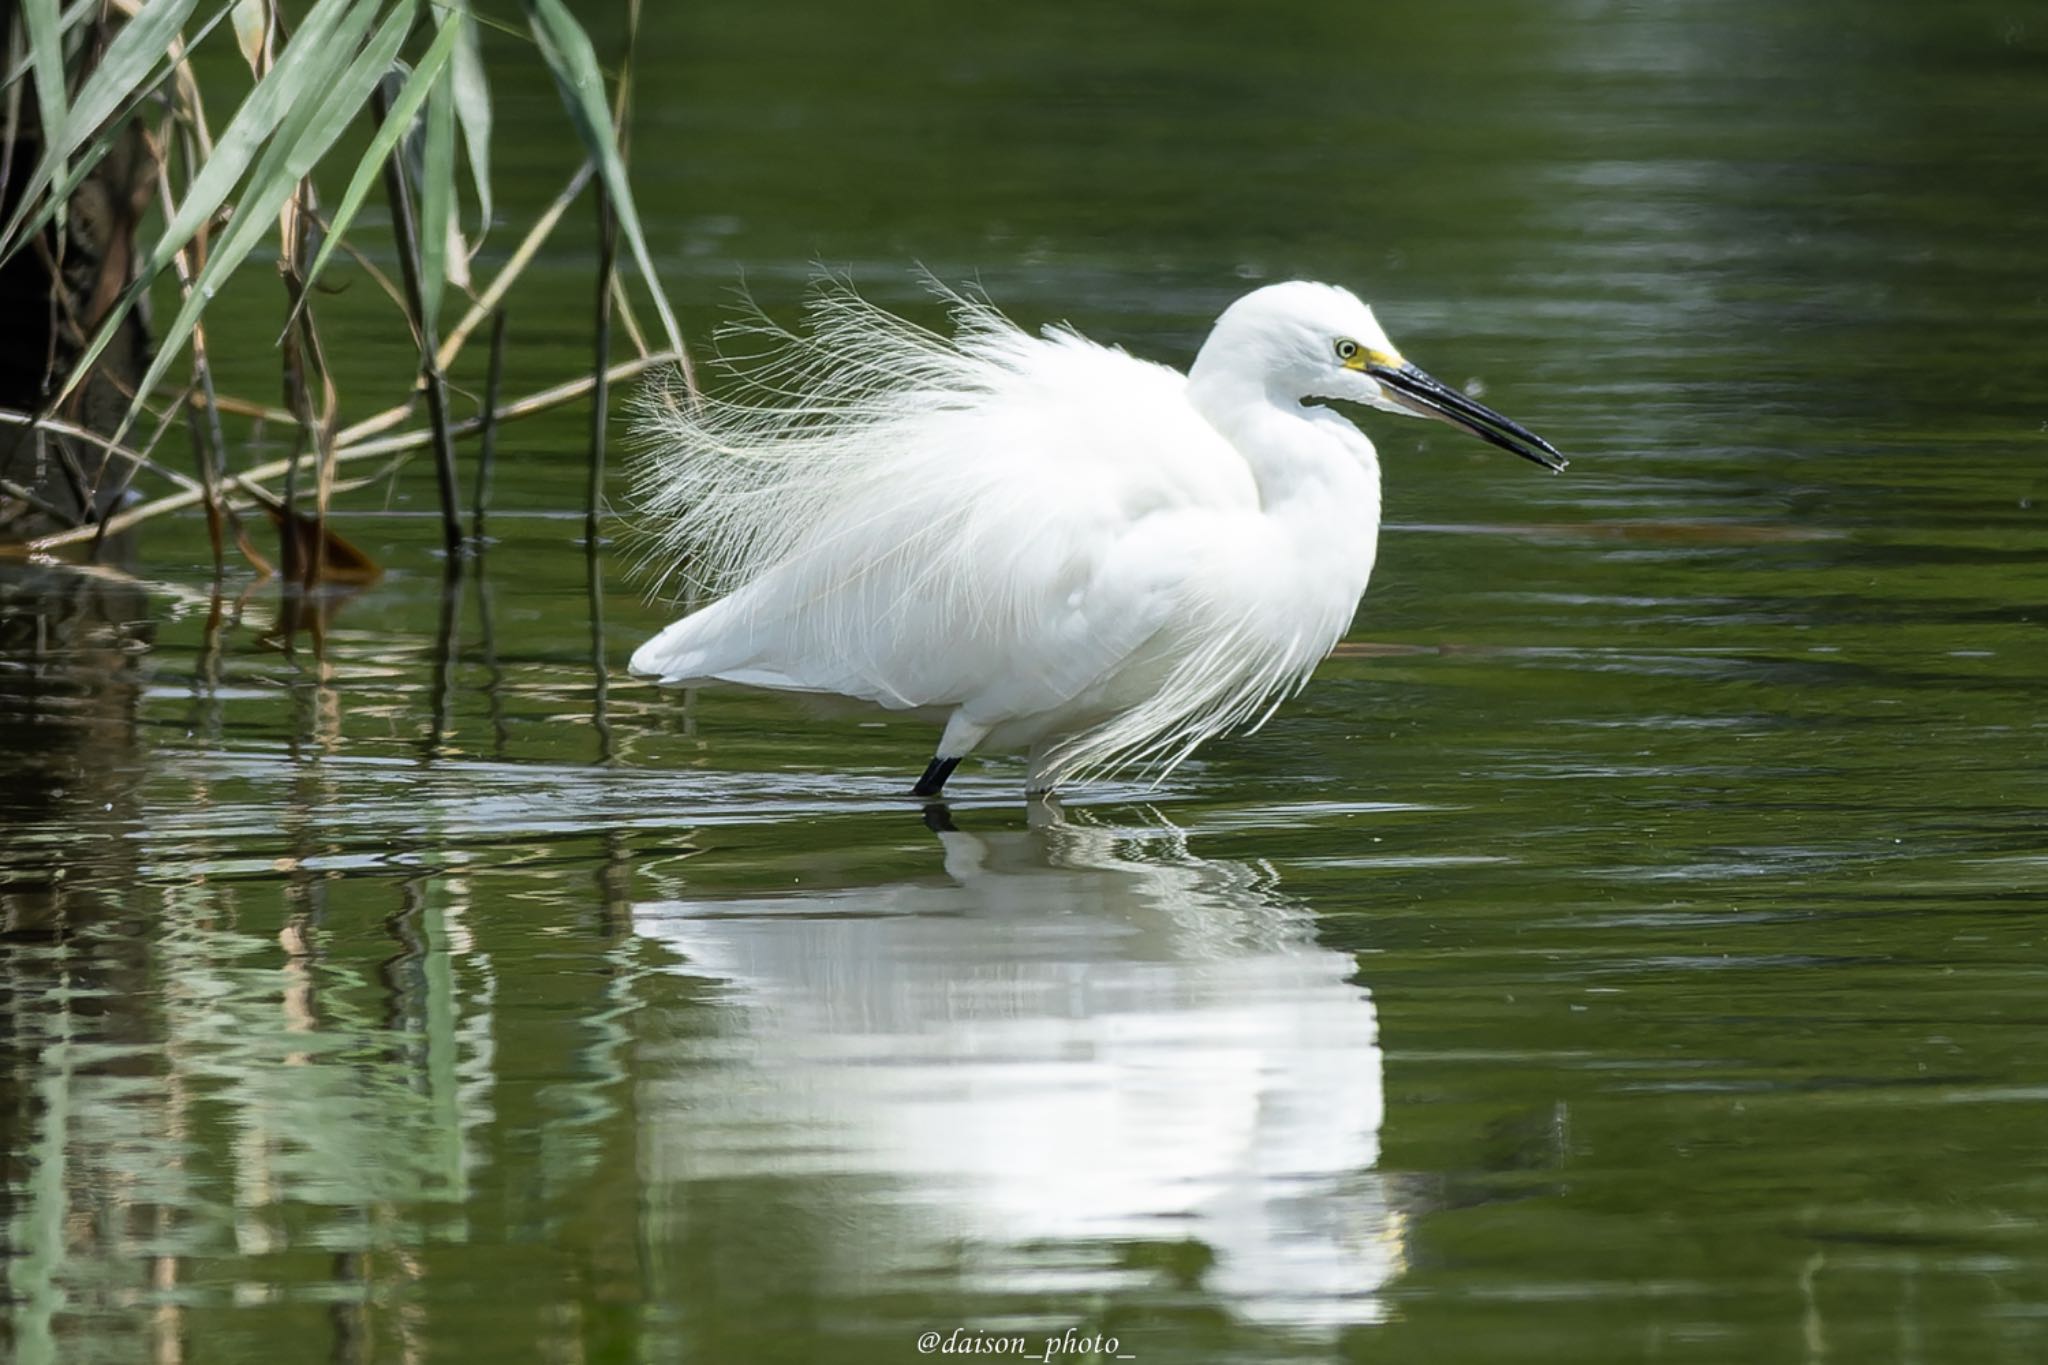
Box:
24;352;682;553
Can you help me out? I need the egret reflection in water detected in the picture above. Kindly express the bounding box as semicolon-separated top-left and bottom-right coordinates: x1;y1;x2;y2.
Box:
633;803;1401;1329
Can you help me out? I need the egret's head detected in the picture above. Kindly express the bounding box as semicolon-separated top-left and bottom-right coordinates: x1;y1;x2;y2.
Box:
1199;281;1567;472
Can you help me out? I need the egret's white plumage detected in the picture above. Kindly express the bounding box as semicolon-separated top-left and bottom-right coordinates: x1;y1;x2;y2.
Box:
630;279;1563;793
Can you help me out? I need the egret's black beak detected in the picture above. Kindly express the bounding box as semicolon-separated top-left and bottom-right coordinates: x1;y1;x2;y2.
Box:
1367;361;1568;472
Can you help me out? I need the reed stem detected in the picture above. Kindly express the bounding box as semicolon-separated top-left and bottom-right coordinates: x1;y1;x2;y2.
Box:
371;83;463;555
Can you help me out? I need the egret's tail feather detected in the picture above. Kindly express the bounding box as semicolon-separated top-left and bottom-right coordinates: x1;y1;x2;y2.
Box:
628;277;1040;603
625;609;737;684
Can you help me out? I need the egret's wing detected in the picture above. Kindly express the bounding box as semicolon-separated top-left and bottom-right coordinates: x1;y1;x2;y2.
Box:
629;466;1211;717
631;300;1260;720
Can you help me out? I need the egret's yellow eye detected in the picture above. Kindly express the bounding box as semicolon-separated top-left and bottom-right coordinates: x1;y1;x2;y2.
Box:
1334;339;1359;362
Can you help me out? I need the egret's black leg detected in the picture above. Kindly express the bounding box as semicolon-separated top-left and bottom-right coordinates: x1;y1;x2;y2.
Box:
911;755;960;798
920;802;957;834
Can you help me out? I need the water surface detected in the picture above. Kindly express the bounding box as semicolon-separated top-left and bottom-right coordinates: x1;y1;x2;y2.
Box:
4;1;2047;1361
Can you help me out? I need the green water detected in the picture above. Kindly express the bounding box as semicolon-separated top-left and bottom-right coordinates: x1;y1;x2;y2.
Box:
6;2;2048;1361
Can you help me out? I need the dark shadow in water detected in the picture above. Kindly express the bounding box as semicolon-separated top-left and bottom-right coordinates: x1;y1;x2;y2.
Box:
424;557;465;763
586;537;615;764
633;801;1399;1335
470;541;512;760
182;581;260;748
264;582;350;661
0;560;149;930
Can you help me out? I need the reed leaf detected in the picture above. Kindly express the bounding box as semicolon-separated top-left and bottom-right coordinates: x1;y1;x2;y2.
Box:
79;0;415;434
418;57;456;333
20;0;68;232
0;0;93;89
0;0;210;259
54;0;377;412
521;0;683;355
431;0;491;240
229;0;269;74
295;13;464;316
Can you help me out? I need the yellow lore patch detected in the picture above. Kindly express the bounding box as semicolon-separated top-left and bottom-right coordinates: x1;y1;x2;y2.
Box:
1344;347;1405;372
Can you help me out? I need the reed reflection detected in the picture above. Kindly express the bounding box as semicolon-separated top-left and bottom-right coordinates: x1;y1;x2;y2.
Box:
634;802;1401;1331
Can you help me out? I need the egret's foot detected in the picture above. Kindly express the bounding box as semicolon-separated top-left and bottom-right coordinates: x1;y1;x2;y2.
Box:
911;755;960;798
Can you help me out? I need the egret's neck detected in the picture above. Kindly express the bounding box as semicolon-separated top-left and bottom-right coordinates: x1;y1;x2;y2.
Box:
1186;365;1383;600
1187;366;1376;638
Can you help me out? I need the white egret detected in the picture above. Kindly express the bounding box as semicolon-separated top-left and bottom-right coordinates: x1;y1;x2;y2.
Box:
629;280;1565;795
